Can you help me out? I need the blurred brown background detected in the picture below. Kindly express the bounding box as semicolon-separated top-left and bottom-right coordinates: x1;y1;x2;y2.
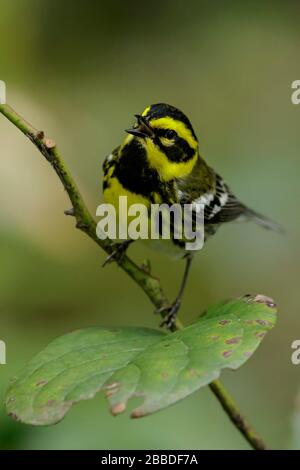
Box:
0;0;300;450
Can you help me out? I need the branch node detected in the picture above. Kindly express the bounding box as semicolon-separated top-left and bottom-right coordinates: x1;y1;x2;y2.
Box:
64;208;75;217
140;259;151;274
36;130;45;140
26;132;36;144
45;138;56;149
76;220;88;230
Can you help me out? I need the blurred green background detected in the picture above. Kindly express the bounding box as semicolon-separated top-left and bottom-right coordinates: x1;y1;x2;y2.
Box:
1;0;300;450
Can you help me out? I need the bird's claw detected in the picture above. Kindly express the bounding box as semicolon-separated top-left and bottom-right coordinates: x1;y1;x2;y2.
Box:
158;300;181;330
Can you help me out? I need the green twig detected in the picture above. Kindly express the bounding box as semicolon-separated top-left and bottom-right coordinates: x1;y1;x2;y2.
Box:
209;380;268;450
0;102;268;450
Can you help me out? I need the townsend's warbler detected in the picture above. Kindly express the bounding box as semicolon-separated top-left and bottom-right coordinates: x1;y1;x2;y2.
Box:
102;103;280;327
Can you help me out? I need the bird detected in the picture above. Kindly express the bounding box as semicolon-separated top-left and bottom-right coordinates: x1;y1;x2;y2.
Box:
102;103;281;328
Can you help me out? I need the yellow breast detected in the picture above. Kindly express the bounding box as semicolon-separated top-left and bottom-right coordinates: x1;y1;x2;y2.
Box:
103;175;150;211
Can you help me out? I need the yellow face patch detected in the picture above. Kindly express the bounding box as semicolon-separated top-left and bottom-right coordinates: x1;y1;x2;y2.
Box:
119;111;198;182
145;138;197;181
149;117;198;150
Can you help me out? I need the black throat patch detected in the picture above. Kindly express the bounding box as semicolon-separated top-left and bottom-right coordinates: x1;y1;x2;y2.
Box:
114;139;160;197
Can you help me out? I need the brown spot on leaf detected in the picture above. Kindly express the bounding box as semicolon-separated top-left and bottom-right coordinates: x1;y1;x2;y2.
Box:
223;350;233;358
225;336;242;345
105;382;120;391
47;400;56;406
36;380;48;387
244;351;252;358
131;409;144;419
256;319;273;327
256;319;267;326
219;320;231;326
161;371;169;379
245;320;254;325
111;402;126;415
253;294;276;308
255;332;266;338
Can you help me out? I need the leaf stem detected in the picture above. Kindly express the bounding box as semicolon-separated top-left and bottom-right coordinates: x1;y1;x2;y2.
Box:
0;102;268;450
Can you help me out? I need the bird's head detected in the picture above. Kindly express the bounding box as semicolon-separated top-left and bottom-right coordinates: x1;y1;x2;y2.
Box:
124;103;199;181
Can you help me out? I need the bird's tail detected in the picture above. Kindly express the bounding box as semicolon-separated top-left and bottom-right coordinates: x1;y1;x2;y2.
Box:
245;207;284;233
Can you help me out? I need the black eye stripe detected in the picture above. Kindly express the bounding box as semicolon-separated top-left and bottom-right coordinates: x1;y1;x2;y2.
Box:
155;133;195;162
165;129;177;139
177;137;195;160
155;128;178;139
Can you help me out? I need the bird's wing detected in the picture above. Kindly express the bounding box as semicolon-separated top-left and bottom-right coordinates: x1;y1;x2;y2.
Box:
176;165;283;233
176;160;247;225
204;173;248;224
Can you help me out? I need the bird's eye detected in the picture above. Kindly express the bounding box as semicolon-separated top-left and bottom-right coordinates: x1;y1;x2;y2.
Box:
165;129;177;140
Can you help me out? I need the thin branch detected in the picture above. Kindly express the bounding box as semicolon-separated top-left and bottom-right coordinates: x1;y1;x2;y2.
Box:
0;104;168;311
0;102;268;450
209;380;268;450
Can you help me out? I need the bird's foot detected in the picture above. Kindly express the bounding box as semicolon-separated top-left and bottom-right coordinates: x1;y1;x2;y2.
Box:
102;241;131;267
157;299;181;331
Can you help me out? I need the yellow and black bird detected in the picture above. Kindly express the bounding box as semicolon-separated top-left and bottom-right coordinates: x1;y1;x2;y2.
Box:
102;103;281;327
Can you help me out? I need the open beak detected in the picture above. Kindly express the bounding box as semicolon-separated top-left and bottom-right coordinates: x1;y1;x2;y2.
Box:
125;114;154;138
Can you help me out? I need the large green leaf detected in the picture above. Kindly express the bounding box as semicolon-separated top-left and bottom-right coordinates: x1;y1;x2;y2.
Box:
6;294;277;425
